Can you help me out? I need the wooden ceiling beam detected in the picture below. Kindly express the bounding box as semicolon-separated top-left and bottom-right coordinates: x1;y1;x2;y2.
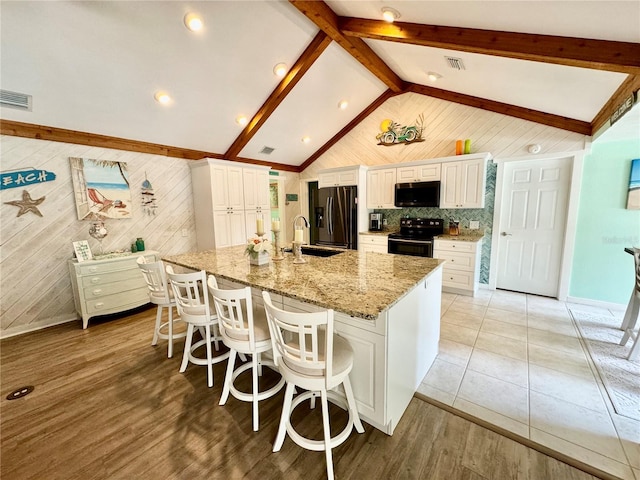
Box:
407;84;591;135
288;1;405;92
224;31;331;160
339;17;640;75
591;75;640;136
298;89;400;172
0;120;300;172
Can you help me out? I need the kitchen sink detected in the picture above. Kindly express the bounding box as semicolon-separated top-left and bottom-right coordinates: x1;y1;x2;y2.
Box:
301;247;343;257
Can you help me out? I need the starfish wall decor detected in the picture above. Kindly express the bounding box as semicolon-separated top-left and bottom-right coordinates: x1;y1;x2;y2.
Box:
4;190;46;217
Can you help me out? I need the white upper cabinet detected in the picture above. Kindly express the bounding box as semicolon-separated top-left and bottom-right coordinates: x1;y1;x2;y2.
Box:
318;168;360;188
209;163;244;211
367;168;397;209
396;163;441;183
242;167;270;210
439;156;487;209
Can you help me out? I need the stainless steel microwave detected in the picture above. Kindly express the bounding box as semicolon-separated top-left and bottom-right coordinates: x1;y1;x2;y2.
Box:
394;181;440;207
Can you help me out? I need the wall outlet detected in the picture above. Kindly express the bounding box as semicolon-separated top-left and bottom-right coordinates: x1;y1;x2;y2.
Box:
469;221;480;230
181;228;188;237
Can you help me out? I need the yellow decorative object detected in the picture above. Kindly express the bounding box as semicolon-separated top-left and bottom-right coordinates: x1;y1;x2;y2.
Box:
379;119;392;132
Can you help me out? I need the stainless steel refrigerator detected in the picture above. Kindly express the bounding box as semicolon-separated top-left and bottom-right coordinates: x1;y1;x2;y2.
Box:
311;185;358;249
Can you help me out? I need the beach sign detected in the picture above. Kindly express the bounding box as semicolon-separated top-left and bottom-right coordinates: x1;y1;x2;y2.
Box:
1;168;56;190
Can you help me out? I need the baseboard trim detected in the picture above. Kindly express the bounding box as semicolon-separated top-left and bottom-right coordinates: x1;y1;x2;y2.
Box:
0;316;79;340
566;296;627;312
413;393;621;480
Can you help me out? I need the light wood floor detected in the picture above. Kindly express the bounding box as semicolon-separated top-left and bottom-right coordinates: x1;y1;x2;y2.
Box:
1;308;602;480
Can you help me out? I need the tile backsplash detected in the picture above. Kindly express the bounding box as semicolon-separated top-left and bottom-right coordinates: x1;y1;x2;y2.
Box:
376;161;496;284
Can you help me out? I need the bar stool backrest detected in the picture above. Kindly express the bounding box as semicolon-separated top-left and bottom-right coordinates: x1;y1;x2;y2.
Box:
137;257;171;305
166;266;211;325
208;276;257;350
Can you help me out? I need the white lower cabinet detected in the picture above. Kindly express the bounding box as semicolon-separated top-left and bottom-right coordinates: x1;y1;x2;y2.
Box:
434;238;482;295
213;210;247;248
358;233;388;254
68;251;158;329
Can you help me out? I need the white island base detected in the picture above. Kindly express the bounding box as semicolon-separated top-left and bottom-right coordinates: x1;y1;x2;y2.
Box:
217;266;442;435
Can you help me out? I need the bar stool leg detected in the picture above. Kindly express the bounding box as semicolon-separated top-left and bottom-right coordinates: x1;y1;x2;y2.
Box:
252;354;259;431
274;382;295;452
152;306;162;346
219;350;237;405
320;389;334;480
205;325;213;388
167;306;174;358
180;324;194;373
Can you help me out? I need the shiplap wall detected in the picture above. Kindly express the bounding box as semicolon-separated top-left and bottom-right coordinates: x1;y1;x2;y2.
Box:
301;92;587;178
0;135;198;337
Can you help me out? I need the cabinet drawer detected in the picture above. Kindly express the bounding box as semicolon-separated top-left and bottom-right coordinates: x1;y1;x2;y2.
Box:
86;287;150;314
359;235;387;246
77;254;156;275
435;252;475;271
434;240;476;253
442;270;474;289
81;268;145;288
83;277;148;299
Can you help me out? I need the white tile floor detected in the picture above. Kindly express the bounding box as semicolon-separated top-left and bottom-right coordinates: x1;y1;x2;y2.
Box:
418;289;640;480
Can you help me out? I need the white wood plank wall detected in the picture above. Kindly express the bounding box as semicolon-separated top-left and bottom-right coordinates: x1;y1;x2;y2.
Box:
0;136;198;337
301;93;587;178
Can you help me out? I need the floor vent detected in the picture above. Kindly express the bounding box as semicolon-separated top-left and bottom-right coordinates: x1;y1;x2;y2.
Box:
260;146;275;155
0;90;32;111
6;386;34;400
444;56;466;70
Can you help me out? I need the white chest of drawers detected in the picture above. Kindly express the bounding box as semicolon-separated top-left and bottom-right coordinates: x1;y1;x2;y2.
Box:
68;251;158;328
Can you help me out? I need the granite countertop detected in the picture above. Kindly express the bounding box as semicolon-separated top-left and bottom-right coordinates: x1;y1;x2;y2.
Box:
163;246;444;320
359;229;397;237
436;233;485;242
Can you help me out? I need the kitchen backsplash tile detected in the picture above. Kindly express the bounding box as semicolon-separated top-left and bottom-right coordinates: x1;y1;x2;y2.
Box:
376;161;496;284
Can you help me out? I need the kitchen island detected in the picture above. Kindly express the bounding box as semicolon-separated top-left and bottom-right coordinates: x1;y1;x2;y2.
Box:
163;246;444;435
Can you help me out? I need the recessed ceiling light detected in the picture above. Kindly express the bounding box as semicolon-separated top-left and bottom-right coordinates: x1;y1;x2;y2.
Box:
338;100;349;110
381;7;400;23
184;13;203;32
273;63;288;78
235;115;248;126
427;72;442;82
301;136;311;144
154;91;171;104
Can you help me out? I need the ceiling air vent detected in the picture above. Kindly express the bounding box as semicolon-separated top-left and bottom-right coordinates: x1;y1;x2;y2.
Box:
0;89;32;111
444;56;466;71
259;146;275;155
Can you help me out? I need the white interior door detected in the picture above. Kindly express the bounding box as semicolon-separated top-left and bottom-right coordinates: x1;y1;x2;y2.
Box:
496;156;572;297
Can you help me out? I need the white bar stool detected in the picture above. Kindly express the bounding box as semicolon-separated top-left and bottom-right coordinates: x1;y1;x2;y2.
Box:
137;257;187;358
262;291;364;480
620;248;640;361
166;267;229;387
208;276;285;431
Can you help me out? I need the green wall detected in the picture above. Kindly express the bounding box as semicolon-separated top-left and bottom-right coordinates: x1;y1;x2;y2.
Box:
570;138;640;304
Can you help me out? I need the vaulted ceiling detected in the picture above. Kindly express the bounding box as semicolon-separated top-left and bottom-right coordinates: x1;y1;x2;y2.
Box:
1;1;638;172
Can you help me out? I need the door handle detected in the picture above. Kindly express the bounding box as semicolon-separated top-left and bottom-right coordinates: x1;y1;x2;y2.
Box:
501;232;512;236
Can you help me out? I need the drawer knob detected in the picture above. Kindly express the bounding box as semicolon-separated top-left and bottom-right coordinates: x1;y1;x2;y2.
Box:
92;289;102;295
95;302;104;309
91;278;100;284
89;267;98;272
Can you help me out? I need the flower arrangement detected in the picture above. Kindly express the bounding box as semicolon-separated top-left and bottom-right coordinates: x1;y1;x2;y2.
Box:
245;235;271;259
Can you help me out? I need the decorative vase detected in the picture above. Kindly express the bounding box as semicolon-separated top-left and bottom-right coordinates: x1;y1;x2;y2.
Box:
249;251;270;266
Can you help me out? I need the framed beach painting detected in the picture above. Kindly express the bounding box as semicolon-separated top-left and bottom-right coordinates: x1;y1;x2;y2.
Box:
627;159;640;210
69;157;133;220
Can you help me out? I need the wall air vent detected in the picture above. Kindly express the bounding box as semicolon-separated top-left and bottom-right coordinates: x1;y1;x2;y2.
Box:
444;56;466;70
259;146;275;155
0;90;32;111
